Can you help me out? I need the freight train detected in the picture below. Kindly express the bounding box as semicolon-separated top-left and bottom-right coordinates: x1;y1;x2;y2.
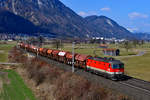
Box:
18;43;124;80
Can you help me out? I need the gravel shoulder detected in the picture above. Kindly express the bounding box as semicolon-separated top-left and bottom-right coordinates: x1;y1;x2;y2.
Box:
0;75;3;93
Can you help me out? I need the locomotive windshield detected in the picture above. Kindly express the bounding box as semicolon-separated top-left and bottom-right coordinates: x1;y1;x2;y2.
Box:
112;64;124;69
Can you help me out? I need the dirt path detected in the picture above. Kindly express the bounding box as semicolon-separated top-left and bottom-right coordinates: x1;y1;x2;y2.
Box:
0;50;4;53
0;72;4;95
0;78;3;91
115;51;147;59
0;63;20;65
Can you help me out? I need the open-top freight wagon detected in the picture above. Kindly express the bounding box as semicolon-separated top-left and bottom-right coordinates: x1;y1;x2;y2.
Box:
75;54;91;69
47;49;53;59
58;51;68;63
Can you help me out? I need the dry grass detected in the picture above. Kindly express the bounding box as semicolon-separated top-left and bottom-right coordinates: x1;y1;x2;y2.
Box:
8;47;131;100
0;43;16;62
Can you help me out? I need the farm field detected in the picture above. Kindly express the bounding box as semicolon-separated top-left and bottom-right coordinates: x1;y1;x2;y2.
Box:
0;42;16;62
119;51;150;81
44;43;138;57
0;42;36;100
0;70;36;100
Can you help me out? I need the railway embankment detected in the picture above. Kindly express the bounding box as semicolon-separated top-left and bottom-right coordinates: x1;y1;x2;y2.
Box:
23;48;150;100
8;47;130;100
8;46;150;100
15;45;150;100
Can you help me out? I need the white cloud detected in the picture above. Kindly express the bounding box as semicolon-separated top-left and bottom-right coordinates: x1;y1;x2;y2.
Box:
127;28;139;32
78;11;97;17
78;11;87;17
128;12;148;19
100;7;110;11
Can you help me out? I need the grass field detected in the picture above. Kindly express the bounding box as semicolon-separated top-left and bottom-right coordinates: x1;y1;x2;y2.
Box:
119;51;150;81
0;42;16;62
0;70;36;100
44;43;138;57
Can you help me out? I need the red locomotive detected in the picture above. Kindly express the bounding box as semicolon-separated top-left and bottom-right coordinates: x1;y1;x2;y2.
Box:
18;43;124;80
86;57;124;80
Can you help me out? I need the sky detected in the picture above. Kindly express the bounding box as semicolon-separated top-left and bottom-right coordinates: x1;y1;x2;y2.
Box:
60;0;150;33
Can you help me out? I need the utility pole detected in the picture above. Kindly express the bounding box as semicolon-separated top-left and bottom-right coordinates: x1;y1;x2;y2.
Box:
72;42;75;73
36;48;39;57
60;39;62;50
24;36;27;51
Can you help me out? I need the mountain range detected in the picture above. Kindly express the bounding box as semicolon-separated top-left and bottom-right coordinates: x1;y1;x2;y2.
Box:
0;10;40;34
0;0;133;39
133;32;150;40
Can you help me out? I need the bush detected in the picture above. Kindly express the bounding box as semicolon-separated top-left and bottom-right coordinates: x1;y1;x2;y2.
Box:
9;46;28;63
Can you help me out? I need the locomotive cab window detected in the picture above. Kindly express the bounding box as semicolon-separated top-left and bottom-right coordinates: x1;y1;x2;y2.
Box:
120;64;124;68
112;64;124;69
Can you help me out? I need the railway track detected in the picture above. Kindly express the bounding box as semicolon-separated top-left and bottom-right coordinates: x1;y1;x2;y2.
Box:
120;82;150;96
123;77;150;90
119;77;150;96
19;48;150;100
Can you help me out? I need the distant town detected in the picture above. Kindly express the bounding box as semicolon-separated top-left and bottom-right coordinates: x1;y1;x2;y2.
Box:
1;33;150;45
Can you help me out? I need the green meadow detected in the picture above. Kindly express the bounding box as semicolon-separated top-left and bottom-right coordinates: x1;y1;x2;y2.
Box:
0;42;16;62
0;70;36;100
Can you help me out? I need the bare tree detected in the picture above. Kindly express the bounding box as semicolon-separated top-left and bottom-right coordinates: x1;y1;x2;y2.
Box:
141;40;145;45
52;39;63;49
38;36;45;47
132;40;139;48
122;41;132;52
